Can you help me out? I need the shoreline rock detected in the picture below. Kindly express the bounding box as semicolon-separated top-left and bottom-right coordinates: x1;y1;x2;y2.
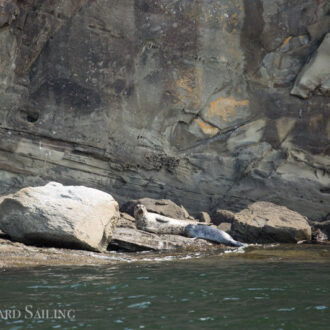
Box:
0;189;328;269
0;234;234;269
0;234;328;269
0;183;325;261
213;201;312;244
0;182;119;252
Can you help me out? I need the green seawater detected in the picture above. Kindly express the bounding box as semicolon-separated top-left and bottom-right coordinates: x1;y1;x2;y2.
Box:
1;245;330;329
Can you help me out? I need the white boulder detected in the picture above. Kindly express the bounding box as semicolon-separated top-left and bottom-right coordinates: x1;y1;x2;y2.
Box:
0;182;119;252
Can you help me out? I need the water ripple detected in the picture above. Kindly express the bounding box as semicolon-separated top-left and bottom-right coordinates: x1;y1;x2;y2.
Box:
127;301;151;309
277;308;295;312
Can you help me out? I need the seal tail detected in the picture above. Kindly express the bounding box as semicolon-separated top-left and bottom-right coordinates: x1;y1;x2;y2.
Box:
231;240;247;247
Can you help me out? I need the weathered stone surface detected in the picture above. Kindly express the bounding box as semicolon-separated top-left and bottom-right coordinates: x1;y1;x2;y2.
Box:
217;223;232;234
212;209;236;226
117;212;136;229
0;182;119;252
307;16;330;42
0;235;131;268
120;198;191;220
0;0;329;222
1;234;329;268
110;226;213;252
196;211;211;224
291;33;330;98
229;202;312;243
0;0;19;27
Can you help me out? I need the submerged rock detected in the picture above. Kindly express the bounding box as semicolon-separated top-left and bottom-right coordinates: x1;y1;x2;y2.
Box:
0;182;119;252
221;202;312;244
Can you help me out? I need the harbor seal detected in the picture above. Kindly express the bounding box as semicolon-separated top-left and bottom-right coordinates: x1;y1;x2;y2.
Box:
134;204;195;235
134;204;246;247
184;224;246;247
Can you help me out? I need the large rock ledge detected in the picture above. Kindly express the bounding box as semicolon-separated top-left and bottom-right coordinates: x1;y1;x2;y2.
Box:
0;232;329;269
110;212;215;252
0;233;116;268
0;231;233;268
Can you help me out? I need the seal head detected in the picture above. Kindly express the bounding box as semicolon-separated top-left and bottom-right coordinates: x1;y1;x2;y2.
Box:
134;204;148;230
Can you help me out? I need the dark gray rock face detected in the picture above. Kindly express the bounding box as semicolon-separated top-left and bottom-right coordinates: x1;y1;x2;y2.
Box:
0;0;19;27
291;33;330;98
0;0;329;221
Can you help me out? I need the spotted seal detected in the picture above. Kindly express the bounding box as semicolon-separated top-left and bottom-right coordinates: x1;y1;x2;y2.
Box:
134;204;192;235
134;204;246;247
184;224;245;247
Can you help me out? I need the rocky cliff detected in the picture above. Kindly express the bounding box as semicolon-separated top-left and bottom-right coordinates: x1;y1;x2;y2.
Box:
0;0;329;220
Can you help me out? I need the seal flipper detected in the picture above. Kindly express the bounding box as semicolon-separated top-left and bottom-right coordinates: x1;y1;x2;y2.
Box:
155;217;170;223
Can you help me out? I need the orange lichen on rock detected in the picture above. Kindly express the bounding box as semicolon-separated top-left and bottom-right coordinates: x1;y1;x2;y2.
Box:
194;118;219;136
173;68;203;110
281;36;292;48
208;96;249;121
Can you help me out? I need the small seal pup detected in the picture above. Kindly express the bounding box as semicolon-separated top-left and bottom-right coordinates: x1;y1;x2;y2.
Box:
134;204;246;247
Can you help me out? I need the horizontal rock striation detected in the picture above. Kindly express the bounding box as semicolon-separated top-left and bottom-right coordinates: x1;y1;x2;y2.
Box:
0;0;329;221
